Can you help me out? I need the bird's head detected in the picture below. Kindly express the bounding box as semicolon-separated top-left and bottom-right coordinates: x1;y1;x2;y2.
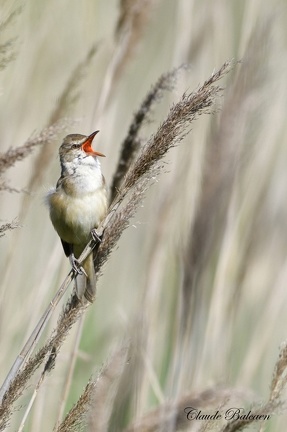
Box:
59;131;105;164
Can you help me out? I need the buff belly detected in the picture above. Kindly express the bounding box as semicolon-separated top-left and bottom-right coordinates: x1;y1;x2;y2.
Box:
48;188;107;247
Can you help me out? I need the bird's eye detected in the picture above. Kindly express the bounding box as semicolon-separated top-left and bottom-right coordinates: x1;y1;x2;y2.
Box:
72;144;78;149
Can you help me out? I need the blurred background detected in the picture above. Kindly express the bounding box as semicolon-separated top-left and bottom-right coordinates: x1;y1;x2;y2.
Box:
1;0;287;430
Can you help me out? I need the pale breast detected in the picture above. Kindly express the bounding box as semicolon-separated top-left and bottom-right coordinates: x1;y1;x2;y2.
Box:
48;183;107;246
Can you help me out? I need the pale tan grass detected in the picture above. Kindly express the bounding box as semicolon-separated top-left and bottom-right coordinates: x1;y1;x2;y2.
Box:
0;59;233;429
1;2;287;431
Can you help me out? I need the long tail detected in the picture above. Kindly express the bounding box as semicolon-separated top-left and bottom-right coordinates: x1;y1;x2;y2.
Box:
75;253;96;302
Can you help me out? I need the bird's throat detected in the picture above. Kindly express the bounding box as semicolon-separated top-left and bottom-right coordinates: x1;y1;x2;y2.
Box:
60;158;103;197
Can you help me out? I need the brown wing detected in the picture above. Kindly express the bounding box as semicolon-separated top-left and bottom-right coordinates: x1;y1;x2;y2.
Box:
61;239;72;257
56;175;64;190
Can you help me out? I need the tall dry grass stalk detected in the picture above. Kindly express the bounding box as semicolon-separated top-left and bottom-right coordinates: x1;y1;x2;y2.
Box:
0;59;234;423
1;1;287;432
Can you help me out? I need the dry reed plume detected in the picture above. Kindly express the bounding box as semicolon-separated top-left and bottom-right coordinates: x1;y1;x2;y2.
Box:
0;60;233;431
1;1;287;432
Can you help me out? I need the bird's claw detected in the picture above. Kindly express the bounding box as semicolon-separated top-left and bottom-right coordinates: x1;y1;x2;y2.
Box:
70;255;88;277
91;228;103;243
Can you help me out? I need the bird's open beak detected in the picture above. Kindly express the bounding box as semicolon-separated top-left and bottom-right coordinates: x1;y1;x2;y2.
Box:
81;131;105;157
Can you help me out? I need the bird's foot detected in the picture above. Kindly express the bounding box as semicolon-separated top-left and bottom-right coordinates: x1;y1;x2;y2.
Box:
70;254;88;277
91;228;103;243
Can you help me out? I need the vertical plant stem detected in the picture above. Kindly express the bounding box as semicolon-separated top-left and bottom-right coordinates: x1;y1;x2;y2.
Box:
55;316;85;427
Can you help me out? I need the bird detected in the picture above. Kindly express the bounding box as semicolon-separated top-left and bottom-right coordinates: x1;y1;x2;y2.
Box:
46;131;108;302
